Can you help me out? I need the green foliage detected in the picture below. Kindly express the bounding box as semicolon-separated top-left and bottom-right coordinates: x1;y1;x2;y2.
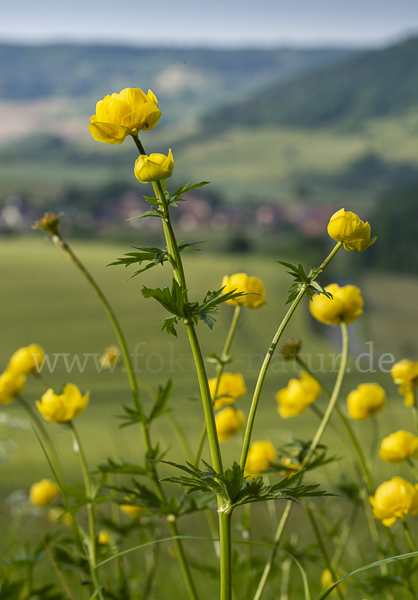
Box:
277;261;332;304
162;460;331;514
116;380;174;427
142;279;244;335
109;241;204;280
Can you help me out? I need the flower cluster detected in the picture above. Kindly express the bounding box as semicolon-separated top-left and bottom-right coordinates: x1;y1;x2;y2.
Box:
0;344;44;404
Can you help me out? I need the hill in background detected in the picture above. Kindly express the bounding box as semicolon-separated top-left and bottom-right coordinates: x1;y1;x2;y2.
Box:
202;36;418;131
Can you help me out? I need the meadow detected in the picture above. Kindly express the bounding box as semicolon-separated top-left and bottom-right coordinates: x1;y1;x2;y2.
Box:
1;233;418;599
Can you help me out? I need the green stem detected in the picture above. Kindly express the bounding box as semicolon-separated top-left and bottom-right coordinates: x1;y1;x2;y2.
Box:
240;242;343;470
53;219;199;600
17;395;64;487
407;458;418;482
302;322;349;468
69;421;97;567
55;235;143;416
297;356;375;492
253;500;293;600
304;500;345;600
194;305;242;467
219;511;232;600
403;520;417;553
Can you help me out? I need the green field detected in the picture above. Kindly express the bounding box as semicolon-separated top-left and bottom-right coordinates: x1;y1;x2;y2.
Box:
1;235;417;489
1;235;418;599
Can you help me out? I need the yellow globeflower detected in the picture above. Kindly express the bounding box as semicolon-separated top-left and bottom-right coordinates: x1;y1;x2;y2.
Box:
391;359;418;407
221;273;266;309
89;87;161;144
98;530;110;545
245;440;276;479
209;372;247;410
320;569;346;596
369;476;418;526
346;383;385;420
8;344;45;375
309;283;363;326
327;208;376;252
276;371;321;418
134;149;174;183
29;479;59;506
36;383;89;424
379;430;418;463
0;369;26;404
215;407;245;442
120;496;144;517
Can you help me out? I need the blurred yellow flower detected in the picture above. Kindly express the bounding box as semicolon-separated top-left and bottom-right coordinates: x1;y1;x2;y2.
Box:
221;273;266;308
275;371;321;418
379;430;418;463
29;479;59;506
369;476;418;526
89;87;161;144
100;345;121;369
0;369;26;404
215;407;245;442
245;440;276;479
36;383;89;424
310;283;363;326
209;372;247;410
391;359;418;407
327;208;376;252
320;568;346;596
8;344;44;375
134;149;174;183
98;530;110;545
120;496;144;517
346;383;385;420
47;507;73;526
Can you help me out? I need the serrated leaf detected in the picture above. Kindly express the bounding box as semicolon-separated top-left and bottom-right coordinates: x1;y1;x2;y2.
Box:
149;380;174;421
172;181;210;196
128;209;163;220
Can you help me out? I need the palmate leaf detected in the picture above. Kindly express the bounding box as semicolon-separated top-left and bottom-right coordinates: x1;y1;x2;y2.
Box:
167;181;210;207
98;458;149;476
276;260;333;304
161;460;331;514
193;287;246;329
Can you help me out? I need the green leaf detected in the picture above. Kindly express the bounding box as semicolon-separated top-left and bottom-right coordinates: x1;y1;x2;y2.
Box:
116;404;147;427
172;181;210;196
149;380;174;422
193;287;245;329
98;458;148;476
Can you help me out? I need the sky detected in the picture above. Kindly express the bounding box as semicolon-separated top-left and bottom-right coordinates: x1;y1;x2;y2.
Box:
1;0;418;48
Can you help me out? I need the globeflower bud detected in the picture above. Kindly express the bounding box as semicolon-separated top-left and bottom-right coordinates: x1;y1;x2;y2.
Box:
379;430;418;463
215;407;245;442
279;338;301;360
276;372;321;418
8;344;45;375
36;383;89;424
100;345;121;369
30;479;59;506
120;495;144;517
134;149;174;183
89;87;161;144
346;383;385;420
327;208;376;252
309;283;363;326
221;273;266;308
0;369;26;404
32;212;62;235
244;440;276;479
320;569;346;596
391;359;418;407
209;372;247;410
369;476;418;526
